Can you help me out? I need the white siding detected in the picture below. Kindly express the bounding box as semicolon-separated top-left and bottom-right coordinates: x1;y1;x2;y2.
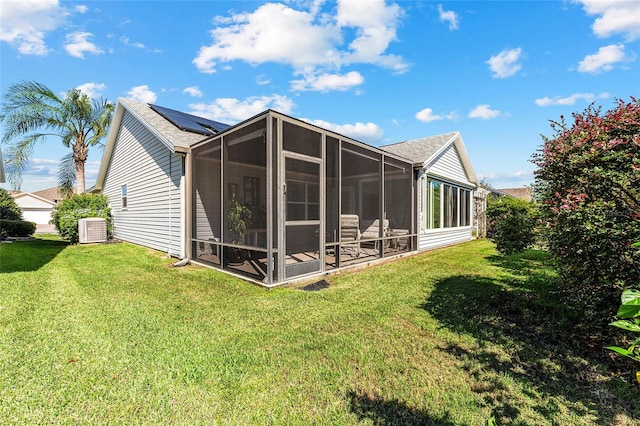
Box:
102;111;184;257
427;144;473;186
418;227;473;251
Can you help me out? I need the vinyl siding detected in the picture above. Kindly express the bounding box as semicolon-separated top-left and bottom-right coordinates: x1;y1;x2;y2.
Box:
427;144;473;186
418;227;473;251
102;111;183;257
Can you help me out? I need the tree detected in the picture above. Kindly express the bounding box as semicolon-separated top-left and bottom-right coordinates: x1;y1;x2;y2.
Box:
486;196;536;255
0;81;114;197
0;188;22;220
531;97;640;316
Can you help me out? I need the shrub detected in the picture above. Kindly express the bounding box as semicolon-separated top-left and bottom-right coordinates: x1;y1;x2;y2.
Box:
607;287;640;385
531;97;640;317
51;193;111;243
486;196;537;255
0;219;36;237
0;188;22;220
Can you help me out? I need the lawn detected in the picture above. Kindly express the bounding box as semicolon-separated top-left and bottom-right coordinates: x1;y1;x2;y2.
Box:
0;237;637;425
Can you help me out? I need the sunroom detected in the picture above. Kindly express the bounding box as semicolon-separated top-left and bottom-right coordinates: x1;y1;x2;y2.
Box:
190;110;416;286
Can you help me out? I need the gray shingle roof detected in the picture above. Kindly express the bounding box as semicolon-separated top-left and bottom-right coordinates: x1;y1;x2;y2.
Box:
117;98;209;150
381;131;459;165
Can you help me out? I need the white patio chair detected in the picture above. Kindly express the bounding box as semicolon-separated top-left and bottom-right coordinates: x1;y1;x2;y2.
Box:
340;214;361;257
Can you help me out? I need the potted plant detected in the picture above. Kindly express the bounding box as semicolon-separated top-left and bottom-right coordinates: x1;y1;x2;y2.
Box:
226;195;251;264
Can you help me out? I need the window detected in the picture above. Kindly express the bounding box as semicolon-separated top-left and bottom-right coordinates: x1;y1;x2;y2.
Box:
460;189;471;226
425;179;441;229
443;184;458;228
121;185;127;208
286;180;319;221
424;178;471;229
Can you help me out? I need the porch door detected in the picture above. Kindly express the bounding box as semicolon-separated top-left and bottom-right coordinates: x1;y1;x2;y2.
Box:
283;155;322;279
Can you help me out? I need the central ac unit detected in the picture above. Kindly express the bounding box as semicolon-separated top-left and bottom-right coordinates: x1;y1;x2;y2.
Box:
78;218;107;244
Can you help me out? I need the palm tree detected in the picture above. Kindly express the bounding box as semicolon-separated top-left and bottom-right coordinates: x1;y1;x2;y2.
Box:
0;81;114;197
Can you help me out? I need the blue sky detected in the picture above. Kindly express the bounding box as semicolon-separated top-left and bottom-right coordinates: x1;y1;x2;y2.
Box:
1;0;638;193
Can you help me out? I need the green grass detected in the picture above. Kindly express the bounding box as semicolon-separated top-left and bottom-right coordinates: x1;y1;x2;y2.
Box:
0;237;637;425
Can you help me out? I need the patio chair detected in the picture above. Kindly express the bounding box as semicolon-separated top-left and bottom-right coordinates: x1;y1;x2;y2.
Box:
360;219;390;250
340;214;361;257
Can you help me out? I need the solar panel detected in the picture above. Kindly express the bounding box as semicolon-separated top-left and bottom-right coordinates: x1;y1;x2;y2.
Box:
149;104;230;135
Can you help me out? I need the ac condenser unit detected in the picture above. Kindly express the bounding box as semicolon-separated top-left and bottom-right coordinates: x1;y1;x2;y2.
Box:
78;218;107;244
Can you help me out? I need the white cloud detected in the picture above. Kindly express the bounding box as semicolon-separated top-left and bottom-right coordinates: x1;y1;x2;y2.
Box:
256;74;271;85
193;0;407;91
127;85;157;103
0;0;67;55
574;0;640;41
76;82;106;98
416;108;442;123
415;107;457;122
334;0;406;71
183;86;203;97
188;94;295;123
194;3;339;73
304;118;384;144
121;36;145;49
438;4;459;30
535;92;609;106
486;47;523;78
469;104;502;119
75;5;88;14
577;44;629;73
64;31;103;58
290;71;364;92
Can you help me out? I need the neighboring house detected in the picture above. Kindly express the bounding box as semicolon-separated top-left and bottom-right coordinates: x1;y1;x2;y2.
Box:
32;186;76;205
10;192;56;233
96;98;479;287
498;187;533;202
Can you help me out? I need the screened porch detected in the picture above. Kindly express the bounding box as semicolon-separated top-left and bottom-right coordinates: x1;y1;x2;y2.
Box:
190;111;416;286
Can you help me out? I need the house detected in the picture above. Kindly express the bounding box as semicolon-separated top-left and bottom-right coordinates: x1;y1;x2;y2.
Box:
10;191;56;233
498;187;533;202
32;186;76;206
96;99;478;286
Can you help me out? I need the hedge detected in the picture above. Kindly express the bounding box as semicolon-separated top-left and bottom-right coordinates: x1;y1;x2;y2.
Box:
0;219;36;237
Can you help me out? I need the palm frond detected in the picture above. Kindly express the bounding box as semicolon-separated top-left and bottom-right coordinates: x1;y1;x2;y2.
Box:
3;133;49;190
57;152;77;199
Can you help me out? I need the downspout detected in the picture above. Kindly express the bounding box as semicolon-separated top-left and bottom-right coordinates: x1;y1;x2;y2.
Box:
173;152;191;267
168;151;173;257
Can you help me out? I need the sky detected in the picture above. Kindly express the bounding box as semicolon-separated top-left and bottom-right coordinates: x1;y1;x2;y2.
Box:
1;0;639;193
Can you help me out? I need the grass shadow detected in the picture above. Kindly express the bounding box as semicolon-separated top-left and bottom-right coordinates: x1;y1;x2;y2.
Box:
348;390;457;425
0;237;68;272
421;250;639;425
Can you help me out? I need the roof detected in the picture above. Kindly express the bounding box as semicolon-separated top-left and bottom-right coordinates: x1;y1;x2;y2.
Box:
95;98;231;191
498;187;533;201
149;104;229;135
31;186;75;203
382;131;459;165
115;98;216;151
382;131;478;185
